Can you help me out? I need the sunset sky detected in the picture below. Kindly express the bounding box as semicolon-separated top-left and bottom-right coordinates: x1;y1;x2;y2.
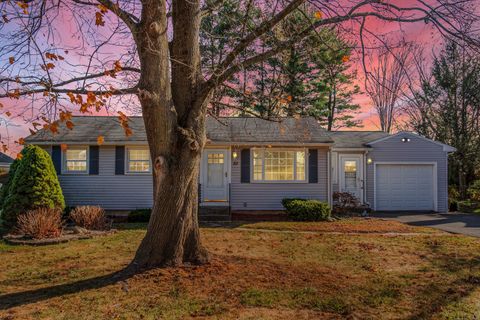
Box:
0;1;469;155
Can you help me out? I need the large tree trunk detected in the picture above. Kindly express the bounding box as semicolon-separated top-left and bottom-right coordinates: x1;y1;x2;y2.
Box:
129;124;209;268
126;0;210;271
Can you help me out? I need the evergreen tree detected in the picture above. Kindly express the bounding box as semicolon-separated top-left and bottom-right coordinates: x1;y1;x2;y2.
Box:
1;145;65;229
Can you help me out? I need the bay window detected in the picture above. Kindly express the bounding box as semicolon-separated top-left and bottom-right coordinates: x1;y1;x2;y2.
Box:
252;148;306;182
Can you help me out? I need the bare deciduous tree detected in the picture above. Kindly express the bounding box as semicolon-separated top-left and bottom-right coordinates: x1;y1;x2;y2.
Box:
365;44;413;133
0;0;479;271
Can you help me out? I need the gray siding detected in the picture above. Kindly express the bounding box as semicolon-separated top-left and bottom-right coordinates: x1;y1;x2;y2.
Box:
58;145;153;210
230;148;329;211
366;135;449;213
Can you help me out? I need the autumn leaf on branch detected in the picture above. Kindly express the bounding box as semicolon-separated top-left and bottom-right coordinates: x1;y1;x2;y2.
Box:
40;63;55;71
342;55;350;63
65;121;74;130
17;137;25;145
314;11;322;19
8;57;14;64
5;111;11;117
16;153;23;160
95;11;105;26
17;1;28;14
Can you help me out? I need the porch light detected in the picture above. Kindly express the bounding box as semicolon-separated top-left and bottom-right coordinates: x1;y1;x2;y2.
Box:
401;137;411;142
232;151;238;159
367;158;373;164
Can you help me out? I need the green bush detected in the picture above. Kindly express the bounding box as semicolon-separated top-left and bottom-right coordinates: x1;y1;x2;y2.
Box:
467;180;480;202
128;208;152;222
282;198;331;221
281;198;306;211
1;145;65;229
448;185;460;211
458;200;480;213
0;158;20;209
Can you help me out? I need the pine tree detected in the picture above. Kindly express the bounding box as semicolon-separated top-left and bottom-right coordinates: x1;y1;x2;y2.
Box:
1;145;65;229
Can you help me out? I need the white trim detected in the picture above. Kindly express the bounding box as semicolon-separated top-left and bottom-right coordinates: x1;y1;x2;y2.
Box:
250;147;308;184
332;147;371;152
367;131;456;152
338;154;364;203
125;146;152;174
327;150;332;206
200;148;231;205
61;145;89;175
373;161;438;212
331;151;338;184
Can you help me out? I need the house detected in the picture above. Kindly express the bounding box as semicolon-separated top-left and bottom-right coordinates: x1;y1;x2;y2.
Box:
0;152;14;172
25;116;455;217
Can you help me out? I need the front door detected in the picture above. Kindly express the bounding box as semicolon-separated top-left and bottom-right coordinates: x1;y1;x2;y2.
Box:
202;150;228;202
339;155;363;202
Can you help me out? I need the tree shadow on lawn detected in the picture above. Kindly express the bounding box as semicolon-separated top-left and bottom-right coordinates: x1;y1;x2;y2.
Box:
0;269;133;310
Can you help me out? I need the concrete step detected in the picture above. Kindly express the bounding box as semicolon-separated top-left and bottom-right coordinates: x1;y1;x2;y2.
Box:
199;206;231;222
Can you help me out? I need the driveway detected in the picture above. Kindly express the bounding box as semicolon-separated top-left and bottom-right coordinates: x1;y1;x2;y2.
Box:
372;212;480;238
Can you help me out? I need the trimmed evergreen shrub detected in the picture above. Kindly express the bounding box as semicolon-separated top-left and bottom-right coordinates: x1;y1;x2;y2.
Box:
1;145;65;229
128;208;152;222
282;198;331;221
281;198;306;211
0;158;20;209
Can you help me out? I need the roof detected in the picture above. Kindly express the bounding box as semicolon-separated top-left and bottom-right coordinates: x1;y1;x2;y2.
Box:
328;131;390;148
0;152;14;164
367;131;457;152
25;116;334;145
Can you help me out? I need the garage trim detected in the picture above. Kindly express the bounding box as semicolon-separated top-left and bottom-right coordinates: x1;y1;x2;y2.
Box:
373;162;438;212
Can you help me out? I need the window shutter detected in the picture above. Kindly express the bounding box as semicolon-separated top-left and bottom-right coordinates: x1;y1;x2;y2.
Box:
308;149;318;183
51;145;62;175
241;149;250;183
115;146;125;175
89;146;99;175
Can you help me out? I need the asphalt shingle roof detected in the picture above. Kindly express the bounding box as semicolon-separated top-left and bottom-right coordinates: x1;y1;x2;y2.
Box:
0;152;14;163
25;116;388;147
328;131;390;148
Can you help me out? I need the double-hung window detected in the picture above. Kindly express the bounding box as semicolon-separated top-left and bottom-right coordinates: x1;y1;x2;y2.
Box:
252;148;306;182
64;146;88;173
127;147;151;173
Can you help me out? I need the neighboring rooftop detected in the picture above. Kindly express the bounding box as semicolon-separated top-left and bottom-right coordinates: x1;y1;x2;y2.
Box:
328;131;390;148
0;152;14;164
25;116;336;145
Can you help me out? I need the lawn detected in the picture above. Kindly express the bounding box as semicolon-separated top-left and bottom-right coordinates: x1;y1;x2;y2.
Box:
1;219;480;319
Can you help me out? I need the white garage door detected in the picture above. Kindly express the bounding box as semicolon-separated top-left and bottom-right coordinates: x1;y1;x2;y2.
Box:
376;164;435;211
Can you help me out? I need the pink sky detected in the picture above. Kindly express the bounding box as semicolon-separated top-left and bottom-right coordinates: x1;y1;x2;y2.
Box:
0;1;466;155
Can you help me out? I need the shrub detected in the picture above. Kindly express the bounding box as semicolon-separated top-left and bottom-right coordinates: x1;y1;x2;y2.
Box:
281;198;306;211
128;208;152;222
468;180;480;202
449;185;460;211
1;146;65;229
16;208;63;239
70;206;108;230
458;200;480;213
333;192;361;214
282;198;331;221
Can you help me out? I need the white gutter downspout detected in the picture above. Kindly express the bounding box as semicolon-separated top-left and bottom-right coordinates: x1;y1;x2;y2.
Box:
363;150;368;205
327;148;332;207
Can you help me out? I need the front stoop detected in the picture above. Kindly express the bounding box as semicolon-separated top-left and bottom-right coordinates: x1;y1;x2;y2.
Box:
198;206;231;222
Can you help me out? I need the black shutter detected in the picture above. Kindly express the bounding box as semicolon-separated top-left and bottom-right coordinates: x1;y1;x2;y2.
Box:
115;146;125;175
308;149;318;183
51;145;62;175
89;146;99;175
241;149;250;183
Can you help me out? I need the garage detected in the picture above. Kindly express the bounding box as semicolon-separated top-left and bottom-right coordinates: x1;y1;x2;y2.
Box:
375;163;436;211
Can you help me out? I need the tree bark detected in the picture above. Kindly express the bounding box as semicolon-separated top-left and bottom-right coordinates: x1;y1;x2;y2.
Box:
125;0;210;271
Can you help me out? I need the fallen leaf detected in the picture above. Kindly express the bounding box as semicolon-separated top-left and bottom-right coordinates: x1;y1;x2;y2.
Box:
97;135;104;145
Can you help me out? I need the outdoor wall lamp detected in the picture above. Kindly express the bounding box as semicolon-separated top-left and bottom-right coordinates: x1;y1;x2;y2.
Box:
367;158;373;164
232;151;238;159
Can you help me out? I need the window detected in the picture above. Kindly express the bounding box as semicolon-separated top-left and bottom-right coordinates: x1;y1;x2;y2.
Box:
127;147;151;173
64;147;88;173
252;148;306;182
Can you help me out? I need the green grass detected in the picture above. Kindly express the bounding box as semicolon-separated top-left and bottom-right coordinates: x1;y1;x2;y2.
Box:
1;219;480;319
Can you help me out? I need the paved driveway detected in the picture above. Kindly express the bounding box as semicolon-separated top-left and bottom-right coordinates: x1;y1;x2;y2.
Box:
372;212;480;238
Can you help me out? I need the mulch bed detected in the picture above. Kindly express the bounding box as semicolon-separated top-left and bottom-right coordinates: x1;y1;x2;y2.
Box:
2;228;117;246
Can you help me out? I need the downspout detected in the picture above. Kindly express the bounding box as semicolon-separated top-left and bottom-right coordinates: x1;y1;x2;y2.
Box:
327;148;332;206
363;150;368;205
